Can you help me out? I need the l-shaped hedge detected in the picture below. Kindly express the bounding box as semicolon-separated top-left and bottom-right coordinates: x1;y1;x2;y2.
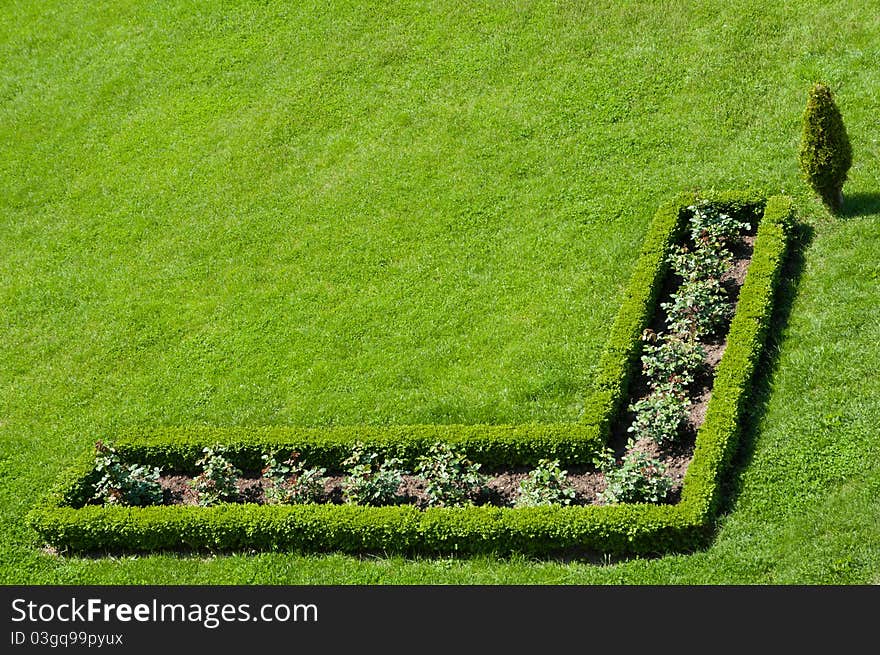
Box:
28;191;794;556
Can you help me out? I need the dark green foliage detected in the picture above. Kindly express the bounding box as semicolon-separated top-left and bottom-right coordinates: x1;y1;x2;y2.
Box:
90;441;163;507
597;447;673;504
341;443;406;506
628;332;703;447
261;451;328;505
799;83;852;211
27;192;792;556
190;445;240;506
663;276;732;338
415;443;486;507
515;459;576;507
638;332;706;390
668;244;729;283
661;204;748;339
627;388;690;446
27;502;704;556
687;204;750;252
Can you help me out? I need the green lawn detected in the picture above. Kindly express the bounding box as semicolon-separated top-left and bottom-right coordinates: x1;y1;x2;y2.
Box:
1;0;878;583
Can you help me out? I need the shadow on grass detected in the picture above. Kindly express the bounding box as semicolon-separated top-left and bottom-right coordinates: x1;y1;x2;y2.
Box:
840;192;880;219
716;221;815;518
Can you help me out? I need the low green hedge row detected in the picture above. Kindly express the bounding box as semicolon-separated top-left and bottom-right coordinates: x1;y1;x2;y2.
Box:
28;191;792;556
30;502;701;556
107;423;606;475
678;194;794;520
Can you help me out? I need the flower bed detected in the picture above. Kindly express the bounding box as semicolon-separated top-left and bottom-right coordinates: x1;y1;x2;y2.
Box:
28;191;794;556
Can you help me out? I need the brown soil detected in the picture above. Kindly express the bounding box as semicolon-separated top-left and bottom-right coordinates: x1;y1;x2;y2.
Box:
153;231;756;510
160;475;266;506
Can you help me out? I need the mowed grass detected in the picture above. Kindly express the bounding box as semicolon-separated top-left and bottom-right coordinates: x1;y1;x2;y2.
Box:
1;0;878;583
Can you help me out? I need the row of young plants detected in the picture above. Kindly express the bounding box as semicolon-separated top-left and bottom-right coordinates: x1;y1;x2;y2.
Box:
605;203;750;503
89;440;592;509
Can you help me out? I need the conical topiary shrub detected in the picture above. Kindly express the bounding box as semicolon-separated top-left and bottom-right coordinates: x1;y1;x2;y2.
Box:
799;83;852;212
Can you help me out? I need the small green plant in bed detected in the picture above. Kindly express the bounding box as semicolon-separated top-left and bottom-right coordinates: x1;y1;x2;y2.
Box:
661;203;748;339
90;441;163;507
627;388;691;447
515;458;577;507
414;442;486;507
261;451;328;505
597;447;673;505
190;445;241;506
667;244;730;283
687;204;750;251
341;442;406;506
639;331;706;390
663;276;732;339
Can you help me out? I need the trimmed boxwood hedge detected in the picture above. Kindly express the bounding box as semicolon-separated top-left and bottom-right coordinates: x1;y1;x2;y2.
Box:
28;191;793;556
109;423;607;474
